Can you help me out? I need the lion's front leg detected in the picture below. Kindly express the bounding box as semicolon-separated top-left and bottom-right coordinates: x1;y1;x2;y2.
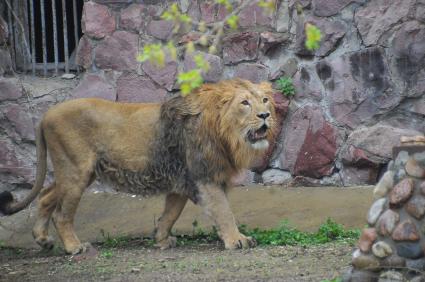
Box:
197;183;256;250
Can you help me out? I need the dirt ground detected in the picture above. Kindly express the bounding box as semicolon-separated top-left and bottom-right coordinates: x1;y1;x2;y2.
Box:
0;239;354;282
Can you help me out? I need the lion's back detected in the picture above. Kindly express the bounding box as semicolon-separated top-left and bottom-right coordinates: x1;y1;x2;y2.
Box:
41;98;162;171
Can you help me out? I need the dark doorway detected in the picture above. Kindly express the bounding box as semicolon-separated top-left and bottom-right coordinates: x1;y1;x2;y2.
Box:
6;0;84;75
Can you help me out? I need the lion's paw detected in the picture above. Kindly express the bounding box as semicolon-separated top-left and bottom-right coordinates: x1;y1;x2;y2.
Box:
35;236;55;250
224;234;257;250
67;242;93;255
154;236;177;250
71;243;99;261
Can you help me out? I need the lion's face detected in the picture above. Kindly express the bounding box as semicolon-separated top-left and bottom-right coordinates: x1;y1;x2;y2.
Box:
224;82;275;150
188;79;276;170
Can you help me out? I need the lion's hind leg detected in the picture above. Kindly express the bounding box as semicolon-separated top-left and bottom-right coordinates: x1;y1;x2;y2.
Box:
51;173;94;255
32;183;57;250
154;193;188;250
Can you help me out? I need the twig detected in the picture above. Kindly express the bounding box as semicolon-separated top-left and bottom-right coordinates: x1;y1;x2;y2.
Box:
205;0;252;49
175;0;254;54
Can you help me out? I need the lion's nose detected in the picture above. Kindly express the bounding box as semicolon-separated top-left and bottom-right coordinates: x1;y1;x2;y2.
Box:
257;112;270;120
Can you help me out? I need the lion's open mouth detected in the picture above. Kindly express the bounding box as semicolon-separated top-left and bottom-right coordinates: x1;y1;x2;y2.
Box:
247;124;268;143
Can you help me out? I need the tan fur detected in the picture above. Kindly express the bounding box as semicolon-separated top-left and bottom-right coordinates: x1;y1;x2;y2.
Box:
2;79;275;254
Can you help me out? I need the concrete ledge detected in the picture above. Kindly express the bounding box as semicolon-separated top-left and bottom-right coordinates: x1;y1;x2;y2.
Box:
0;185;373;248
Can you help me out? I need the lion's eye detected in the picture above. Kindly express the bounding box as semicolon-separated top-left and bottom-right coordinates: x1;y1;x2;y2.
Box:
263;97;268;103
241;100;250;106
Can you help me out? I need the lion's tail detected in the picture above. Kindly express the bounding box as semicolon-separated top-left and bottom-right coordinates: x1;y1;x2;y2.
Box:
0;124;47;215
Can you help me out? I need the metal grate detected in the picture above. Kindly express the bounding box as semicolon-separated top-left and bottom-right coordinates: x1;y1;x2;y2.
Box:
5;0;84;76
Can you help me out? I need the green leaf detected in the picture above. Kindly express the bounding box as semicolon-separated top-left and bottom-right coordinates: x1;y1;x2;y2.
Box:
179;14;192;24
137;43;166;67
216;0;232;11
180;84;192;96
226;15;239;30
193;54;210;72
137;53;150;63
198;21;207;33
199;35;208;46
257;0;275;12
161;3;191;28
177;69;204;96
186;41;195;54
170;3;179;14
161;11;174;21
305;23;322;51
166;41;177;61
208;45;217;54
154;50;165;67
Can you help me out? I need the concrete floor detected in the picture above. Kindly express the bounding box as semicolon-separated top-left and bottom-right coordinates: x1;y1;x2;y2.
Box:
0;185;374;248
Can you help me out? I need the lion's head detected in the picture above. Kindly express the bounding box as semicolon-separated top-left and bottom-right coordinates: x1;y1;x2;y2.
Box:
181;79;276;180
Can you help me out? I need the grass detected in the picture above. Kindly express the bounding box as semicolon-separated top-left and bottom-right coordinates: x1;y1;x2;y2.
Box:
321;279;343;282
100;249;114;259
176;218;360;247
99;229;134;248
95;218;360;248
177;225;220;246
97;229;155;251
241;218;360;246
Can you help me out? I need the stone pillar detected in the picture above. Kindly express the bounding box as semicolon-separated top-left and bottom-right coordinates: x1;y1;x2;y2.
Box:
344;136;425;281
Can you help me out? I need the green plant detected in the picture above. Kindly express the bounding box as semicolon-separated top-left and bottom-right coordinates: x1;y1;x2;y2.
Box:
241;218;360;246
321;278;342;282
305;23;322;50
100;249;113;259
178;223;220;246
179;218;359;247
0;247;24;256
97;218;358;248
315;218;360;243
276;76;296;97
99;229;132;249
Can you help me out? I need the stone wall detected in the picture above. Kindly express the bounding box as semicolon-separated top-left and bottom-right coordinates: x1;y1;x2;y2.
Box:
1;0;425;194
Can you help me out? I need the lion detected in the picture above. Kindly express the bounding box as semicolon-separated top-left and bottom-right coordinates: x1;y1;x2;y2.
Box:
0;79;276;254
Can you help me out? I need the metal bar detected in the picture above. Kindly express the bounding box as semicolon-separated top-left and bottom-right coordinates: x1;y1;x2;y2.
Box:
6;1;16;70
62;0;69;73
12;0;22;69
51;0;59;75
30;62;78;70
40;0;47;76
72;0;79;74
29;0;35;75
22;0;30;73
13;0;20;68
